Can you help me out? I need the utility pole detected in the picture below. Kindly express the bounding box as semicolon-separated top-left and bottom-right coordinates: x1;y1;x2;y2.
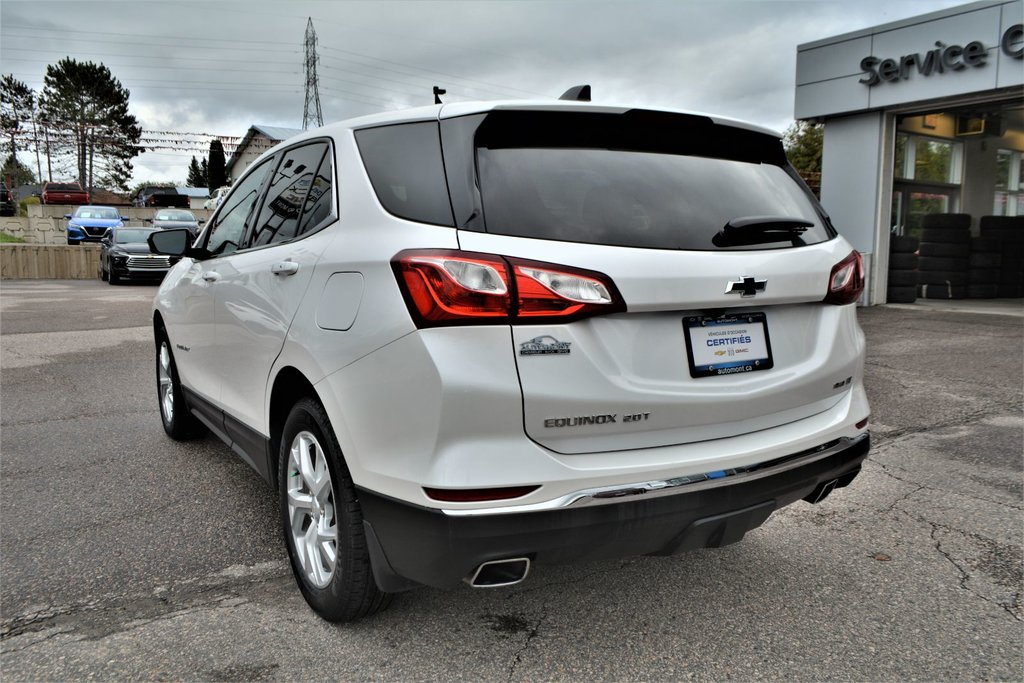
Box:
302;18;324;130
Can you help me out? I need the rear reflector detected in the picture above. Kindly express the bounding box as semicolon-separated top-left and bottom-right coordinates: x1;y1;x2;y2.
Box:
855;417;869;429
423;485;541;502
823;250;864;305
393;249;624;327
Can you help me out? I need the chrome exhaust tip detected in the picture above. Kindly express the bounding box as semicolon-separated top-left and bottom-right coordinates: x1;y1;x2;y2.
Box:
465;558;531;588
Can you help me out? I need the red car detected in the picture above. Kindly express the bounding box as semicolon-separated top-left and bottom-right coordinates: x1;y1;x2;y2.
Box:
41;181;90;205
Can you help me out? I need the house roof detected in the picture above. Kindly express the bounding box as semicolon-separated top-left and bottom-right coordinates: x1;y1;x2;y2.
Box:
225;124;303;177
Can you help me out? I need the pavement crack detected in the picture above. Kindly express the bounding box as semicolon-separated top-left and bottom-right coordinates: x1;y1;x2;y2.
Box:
506;609;546;683
928;522;1023;623
871;457;1024;512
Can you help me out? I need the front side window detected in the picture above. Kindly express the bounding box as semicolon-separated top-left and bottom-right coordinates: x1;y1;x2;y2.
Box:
205;158;274;256
248;142;330;248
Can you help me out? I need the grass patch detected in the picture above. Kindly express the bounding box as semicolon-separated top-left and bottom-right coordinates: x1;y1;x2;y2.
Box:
0;232;26;243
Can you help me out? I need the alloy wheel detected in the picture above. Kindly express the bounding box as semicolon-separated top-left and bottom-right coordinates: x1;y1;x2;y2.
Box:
286;430;338;588
158;342;174;423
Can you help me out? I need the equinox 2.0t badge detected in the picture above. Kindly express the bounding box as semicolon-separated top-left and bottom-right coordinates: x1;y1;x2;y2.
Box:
520;335;571;356
725;276;767;297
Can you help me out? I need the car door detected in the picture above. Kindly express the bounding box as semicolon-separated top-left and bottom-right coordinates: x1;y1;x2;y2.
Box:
166;157;277;406
211;140;335;437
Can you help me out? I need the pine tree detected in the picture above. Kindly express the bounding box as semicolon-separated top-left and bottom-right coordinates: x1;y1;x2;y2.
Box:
187;155;204;187
38;58;141;190
208;140;226;193
200;157;208;187
1;74;35;160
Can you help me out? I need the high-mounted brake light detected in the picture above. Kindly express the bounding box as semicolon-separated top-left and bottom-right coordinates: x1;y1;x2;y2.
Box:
392;249;625;327
823;250;864;305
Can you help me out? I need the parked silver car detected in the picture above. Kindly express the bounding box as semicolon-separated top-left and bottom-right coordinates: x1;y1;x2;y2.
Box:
148;98;870;622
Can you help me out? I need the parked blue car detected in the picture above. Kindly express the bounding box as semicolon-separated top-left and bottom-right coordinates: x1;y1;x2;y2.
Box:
65;206;129;245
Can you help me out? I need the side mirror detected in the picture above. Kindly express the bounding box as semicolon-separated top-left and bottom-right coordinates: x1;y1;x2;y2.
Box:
100;238;111;246
148;228;193;257
64;213;72;220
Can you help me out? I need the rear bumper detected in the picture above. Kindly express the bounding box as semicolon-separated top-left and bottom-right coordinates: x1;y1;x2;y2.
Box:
360;432;870;591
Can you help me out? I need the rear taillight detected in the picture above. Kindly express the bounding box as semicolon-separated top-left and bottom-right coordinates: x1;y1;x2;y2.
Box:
423;485;540;502
393;249;625;327
824;250;864;305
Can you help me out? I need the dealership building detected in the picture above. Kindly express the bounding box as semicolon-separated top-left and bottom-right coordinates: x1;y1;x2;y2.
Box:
795;0;1023;304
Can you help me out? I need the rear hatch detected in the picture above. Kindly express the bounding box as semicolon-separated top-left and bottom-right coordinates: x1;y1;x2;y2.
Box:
443;109;864;454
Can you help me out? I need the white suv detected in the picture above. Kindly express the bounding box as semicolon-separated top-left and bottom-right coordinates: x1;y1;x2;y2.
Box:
149;100;870;622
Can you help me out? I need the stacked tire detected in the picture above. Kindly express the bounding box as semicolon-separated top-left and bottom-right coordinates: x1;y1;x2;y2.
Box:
979;216;1024;298
967;232;1001;299
887;234;918;303
917;214;971;300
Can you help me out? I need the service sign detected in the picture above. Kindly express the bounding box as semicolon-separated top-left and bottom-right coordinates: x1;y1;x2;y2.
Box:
683;313;774;378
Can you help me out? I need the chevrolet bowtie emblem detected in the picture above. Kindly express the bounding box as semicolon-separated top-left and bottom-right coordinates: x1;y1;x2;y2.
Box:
725;276;767;297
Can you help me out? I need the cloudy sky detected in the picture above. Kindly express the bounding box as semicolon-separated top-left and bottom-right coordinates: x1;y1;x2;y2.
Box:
1;0;969;186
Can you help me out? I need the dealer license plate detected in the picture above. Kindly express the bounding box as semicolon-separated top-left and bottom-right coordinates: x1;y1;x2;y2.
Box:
683;312;774;378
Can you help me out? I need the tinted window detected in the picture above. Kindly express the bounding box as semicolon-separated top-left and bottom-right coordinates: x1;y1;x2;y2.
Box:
249;142;329;248
355;121;453;226
297;148;334;236
205;158;273;256
469;111;833;251
49;183;81;191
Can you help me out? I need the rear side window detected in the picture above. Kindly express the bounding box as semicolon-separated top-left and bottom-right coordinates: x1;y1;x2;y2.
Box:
249;141;331;248
466;111;834;251
355;121;454;226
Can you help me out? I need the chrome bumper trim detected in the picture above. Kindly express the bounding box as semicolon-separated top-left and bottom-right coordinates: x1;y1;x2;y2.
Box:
441;433;868;517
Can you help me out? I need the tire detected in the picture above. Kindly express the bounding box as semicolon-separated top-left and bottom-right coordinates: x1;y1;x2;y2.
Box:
967;284;998;299
917;256;968;272
919;284;966;299
997;284;1023;298
970;238;1002;253
968;270;999;285
919;242;968;258
67;239;79;246
100;266;108;282
888;253;917;270
889;235;919;253
979;215;1024;232
968;253;1000;269
921;213;971;230
887;270;918;287
155;334;206;440
921;227;970;245
109;267;120;285
279;397;392;623
918;270;967;286
886;285;917;303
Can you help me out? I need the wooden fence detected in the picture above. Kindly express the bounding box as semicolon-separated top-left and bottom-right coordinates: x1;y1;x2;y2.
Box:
0;244;101;279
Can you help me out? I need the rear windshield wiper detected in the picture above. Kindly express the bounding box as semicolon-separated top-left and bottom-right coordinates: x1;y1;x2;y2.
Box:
713;215;813;247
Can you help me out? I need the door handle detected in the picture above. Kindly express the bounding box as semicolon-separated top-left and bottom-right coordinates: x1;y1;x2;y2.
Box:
202;271;221;282
272;260;299;276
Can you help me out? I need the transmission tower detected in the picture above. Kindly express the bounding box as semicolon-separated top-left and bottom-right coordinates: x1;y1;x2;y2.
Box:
302;18;324;130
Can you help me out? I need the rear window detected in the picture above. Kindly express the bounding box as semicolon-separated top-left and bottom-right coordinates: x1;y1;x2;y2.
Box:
49;183;81;191
469;111;834;251
355;121;454;226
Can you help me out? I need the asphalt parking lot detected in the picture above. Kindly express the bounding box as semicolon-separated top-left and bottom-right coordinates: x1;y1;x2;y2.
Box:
1;279;1021;681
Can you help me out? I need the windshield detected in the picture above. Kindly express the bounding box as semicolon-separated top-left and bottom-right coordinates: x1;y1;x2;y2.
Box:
74;207;119;220
155;210;195;221
471;111;834;251
114;229;156;244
